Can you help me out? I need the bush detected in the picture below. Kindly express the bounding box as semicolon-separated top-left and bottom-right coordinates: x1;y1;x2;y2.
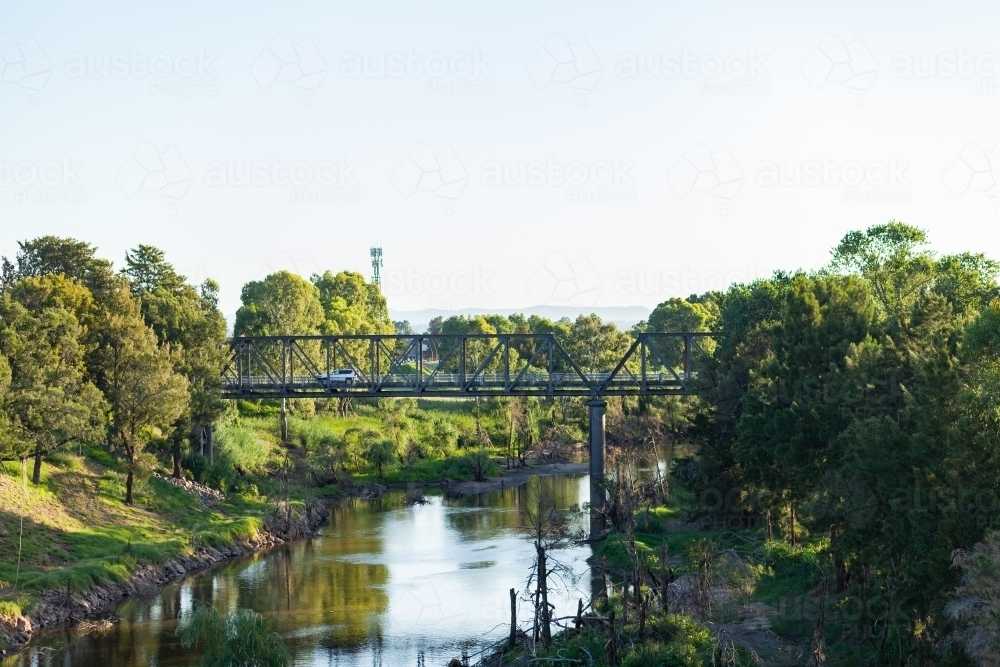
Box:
463;449;498;482
214;422;270;474
287;416;338;451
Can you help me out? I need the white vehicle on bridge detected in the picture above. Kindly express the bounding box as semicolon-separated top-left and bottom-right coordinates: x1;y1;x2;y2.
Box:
317;368;358;387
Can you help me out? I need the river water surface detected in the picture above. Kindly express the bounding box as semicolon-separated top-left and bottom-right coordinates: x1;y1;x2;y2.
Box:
6;474;598;667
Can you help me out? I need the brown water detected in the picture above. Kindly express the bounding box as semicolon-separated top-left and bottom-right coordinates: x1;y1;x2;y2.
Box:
5;474;596;667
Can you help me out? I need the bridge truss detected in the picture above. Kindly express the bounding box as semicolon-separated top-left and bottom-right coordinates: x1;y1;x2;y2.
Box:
221;332;713;399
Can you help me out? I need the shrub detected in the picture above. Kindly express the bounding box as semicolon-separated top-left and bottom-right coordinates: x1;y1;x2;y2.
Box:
463;449;498;482
214;422;270;474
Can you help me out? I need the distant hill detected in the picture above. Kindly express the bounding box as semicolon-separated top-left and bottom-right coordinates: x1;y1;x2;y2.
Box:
388;306;652;334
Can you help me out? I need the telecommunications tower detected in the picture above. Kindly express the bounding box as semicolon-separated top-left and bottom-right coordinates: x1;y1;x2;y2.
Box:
370;246;383;287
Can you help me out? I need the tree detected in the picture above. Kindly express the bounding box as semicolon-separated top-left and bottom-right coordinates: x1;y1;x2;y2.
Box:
647;297;717;333
932;252;1000;317
465;449;495;482
235;271;324;337
948;531;1000;665
736;274;875;542
564;314;631;372
122;246;229;477
0;292;106;482
362;438;396;478
830;221;936;319
94;288;188;504
1;236;116;301
311;270;392;335
645;297;718;369
176;604;290;667
121;245;184;295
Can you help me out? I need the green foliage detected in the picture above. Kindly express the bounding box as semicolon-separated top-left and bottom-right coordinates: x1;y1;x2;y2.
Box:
214;422;271;474
531;614;717;667
463;449;498;482
0;593;32;621
234;271;323;337
176;604;289;667
0;286;106;464
362;438;396;477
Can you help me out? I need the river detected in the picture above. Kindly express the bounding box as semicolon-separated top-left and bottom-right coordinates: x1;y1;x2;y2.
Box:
5;473;599;667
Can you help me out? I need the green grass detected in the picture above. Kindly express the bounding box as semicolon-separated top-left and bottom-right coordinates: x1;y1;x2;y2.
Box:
597;506;724;573
0;593;32;622
351;453;499;484
751;540;825;605
527;610;726;667
0;449;277;615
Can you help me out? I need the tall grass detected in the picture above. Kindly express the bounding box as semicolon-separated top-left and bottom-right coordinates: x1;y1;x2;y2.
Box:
214;422;271;473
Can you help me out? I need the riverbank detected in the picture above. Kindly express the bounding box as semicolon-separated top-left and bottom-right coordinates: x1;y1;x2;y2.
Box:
0;451;328;657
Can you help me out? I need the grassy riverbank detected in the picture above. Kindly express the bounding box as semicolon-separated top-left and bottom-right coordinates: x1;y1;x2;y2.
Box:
196;397;584;494
0;447;280;637
0;396;587;648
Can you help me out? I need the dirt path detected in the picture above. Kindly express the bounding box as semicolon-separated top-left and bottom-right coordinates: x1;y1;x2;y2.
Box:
449;462;589;495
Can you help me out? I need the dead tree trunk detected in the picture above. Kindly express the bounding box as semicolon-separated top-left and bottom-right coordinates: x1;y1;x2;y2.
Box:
607;609;617;665
508;588;517;649
537;544;552;647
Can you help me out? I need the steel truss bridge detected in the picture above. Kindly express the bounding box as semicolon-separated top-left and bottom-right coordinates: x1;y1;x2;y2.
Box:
221;332;713;400
220;331;713;532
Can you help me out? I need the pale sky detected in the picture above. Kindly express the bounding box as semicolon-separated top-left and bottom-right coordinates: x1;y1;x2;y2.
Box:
3;0;1000;324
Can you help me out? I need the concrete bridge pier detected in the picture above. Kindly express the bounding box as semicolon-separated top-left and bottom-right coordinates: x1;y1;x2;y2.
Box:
588;398;607;538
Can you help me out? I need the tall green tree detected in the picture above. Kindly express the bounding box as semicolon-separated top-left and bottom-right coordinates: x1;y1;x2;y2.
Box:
311;270;392;335
830;221;936;320
235;271;324;337
1;236;116;301
564;314;631;372
93;287;188;504
0;291;106;482
122;246;228;477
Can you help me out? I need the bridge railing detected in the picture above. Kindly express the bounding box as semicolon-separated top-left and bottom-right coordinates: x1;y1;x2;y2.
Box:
220;332;714;398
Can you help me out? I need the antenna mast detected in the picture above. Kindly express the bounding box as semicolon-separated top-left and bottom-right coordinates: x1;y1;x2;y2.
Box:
370;246;383;287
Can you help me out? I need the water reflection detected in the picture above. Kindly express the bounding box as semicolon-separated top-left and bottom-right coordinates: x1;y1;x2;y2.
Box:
6;474;594;667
